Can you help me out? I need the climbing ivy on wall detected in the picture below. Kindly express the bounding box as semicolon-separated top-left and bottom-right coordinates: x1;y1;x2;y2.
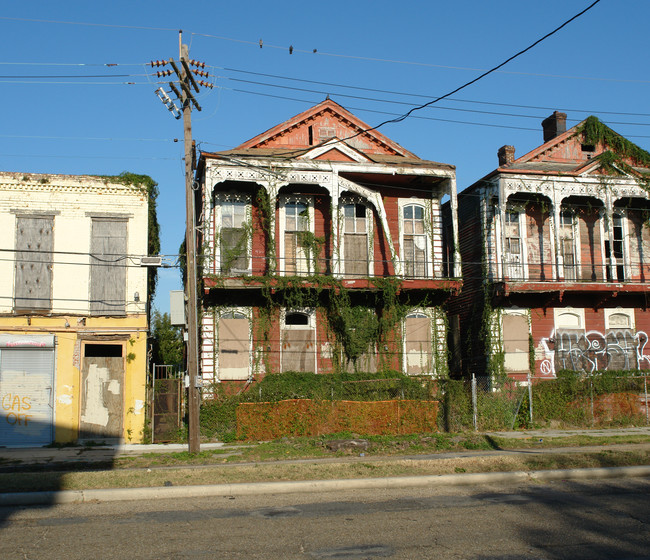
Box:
205;183;449;377
103;172;161;302
578;117;650;189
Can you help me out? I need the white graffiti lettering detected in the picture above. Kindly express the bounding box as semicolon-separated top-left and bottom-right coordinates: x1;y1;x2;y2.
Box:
539;329;650;376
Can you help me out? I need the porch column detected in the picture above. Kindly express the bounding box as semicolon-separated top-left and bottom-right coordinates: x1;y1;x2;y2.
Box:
605;196;617;281
331;172;341;277
498;182;506;279
448;177;462;278
552;198;563;281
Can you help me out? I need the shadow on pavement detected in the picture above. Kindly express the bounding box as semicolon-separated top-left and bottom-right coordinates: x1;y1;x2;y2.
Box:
0;417;118;526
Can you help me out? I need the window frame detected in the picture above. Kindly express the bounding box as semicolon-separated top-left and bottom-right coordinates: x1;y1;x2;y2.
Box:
341;197;373;278
279;195;315;276
399;199;432;279
215;307;252;381
214;193;252;276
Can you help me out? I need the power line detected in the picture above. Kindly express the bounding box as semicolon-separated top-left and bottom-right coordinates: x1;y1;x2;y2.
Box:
226;87;650;139
221;75;650;128
0;16;177;32
363;0;604;133
220;67;650;118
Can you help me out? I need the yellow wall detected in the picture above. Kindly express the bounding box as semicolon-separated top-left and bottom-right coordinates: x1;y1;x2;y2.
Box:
1;314;148;444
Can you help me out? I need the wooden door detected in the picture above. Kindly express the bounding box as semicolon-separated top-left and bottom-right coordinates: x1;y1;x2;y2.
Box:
79;353;124;442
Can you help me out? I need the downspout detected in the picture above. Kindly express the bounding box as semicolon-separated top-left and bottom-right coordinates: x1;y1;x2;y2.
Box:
331;172;341;277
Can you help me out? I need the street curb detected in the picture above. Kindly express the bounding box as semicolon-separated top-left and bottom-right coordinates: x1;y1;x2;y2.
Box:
1;465;649;507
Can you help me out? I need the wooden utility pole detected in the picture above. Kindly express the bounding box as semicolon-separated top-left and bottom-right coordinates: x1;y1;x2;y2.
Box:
180;39;201;454
151;31;212;453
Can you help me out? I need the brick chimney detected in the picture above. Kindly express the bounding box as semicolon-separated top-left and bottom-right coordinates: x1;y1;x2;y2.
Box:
542;111;567;142
498;145;515;166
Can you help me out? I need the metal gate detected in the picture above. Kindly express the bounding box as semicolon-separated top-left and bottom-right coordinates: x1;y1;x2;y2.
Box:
151;364;183;443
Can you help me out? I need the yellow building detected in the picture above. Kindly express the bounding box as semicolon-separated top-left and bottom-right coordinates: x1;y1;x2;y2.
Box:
0;172;157;446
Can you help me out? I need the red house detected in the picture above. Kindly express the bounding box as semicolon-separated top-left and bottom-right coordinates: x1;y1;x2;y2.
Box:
452;112;650;381
195;99;461;390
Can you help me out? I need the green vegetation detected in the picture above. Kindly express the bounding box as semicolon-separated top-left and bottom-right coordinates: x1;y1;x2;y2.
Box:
150;310;184;365
102;172;161;300
2;433;649;493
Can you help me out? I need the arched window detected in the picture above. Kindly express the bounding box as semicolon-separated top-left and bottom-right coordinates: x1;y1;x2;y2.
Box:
217;309;251;381
281;310;316;373
403;311;432;375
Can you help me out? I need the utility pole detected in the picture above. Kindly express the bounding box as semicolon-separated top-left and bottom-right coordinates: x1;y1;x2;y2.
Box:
151;31;213;453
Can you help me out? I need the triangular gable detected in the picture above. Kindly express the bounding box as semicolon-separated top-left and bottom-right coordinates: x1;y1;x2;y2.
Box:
236;98;419;159
297;138;371;163
515;116;650;169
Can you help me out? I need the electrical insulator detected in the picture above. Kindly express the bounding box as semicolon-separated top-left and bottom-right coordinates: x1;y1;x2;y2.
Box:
197;80;214;89
150;60;168;67
192;69;210;78
156;69;173;78
189;59;206;68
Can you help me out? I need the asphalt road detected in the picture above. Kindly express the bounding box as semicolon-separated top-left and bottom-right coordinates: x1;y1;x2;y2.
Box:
2;477;649;559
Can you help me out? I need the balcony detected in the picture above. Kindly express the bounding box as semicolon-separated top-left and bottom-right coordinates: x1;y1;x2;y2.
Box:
203;253;461;294
493;263;650;298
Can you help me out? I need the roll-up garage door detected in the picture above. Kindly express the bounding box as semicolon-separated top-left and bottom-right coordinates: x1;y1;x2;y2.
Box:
0;336;55;447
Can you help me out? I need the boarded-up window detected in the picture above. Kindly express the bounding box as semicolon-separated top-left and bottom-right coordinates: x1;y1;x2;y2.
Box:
15;216;53;311
342;345;377;374
503;313;529;373
90;219;127;316
218;312;250;380
605;310;636;370
281;311;316;372
403;205;427;277
220;200;249;274
404;313;433;375
344;203;369;278
554;309;586;372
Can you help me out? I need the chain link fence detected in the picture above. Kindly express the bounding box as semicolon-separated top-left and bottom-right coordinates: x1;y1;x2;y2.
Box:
197;370;650;441
442;372;650;432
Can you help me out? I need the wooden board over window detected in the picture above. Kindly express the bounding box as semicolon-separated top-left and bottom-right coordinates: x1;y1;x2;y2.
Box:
219;315;250;380
503;313;529;373
404;315;433;375
15;216;53;311
282;313;316;373
90;219;127;316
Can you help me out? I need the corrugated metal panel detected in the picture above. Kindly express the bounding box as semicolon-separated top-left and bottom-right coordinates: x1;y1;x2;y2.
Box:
0;348;54;447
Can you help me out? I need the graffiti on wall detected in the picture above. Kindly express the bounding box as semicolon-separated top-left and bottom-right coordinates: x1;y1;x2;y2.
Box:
539;329;650;376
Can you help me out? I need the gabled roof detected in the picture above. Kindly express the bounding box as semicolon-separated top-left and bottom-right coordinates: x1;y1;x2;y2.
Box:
233;98;419;159
503;116;650;175
464;115;650;193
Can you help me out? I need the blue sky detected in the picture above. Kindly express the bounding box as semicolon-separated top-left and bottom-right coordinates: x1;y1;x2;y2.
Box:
1;1;648;313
